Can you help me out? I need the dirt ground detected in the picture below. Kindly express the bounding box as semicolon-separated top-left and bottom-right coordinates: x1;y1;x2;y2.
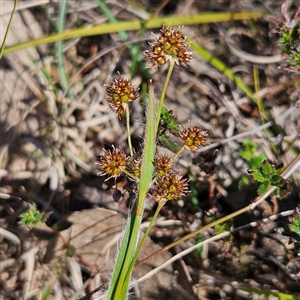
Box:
1;1;300;299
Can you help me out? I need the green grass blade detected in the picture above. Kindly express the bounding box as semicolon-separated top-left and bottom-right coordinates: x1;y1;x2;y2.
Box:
135;80;156;214
3;11;266;55
56;0;72;99
0;0;18;58
108;80;156;299
95;0;147;78
95;0;129;41
106;213;132;299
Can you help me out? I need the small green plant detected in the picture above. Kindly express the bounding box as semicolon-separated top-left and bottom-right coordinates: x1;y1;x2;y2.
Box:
238;139;291;214
20;203;72;236
270;3;300;74
248;160;288;197
238;139;267;170
19;203;46;227
239;139;288;197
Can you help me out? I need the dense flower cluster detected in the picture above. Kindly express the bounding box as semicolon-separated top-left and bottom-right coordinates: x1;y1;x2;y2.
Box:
126;154;142;178
154;154;173;178
96;146;127;179
144;26;192;68
106;73;139;116
179;125;208;151
151;172;189;201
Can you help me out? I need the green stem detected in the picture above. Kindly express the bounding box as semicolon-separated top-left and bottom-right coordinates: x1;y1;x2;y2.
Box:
171;145;185;162
106;213;132;299
155;60;175;132
56;0;72;99
0;0;18;59
122;169;138;181
125;106;133;157
114;210;142;299
120;200;167;296
107;80;156;299
131;199;167;269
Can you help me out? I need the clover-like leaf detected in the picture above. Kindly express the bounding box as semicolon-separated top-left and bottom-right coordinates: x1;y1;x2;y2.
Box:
250;169;265;183
270;174;285;186
260;160;274;176
257;181;270;195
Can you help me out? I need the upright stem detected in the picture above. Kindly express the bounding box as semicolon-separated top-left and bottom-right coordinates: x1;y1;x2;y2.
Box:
155;60;175;132
130;199;167;271
108;80;156;299
171;145;185;162
126;106;133;156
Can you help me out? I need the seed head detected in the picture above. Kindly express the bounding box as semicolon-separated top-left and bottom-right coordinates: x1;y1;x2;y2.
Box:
106;73;139;117
144;26;192;68
154;154;173;178
179;125;208;151
96;146;127;180
126;153;142;178
152;172;189;202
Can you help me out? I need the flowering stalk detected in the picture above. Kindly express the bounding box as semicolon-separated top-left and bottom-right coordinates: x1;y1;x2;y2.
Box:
156;59;175;132
108;80;156;299
105;73;139;157
144;26;192;131
129;198;168;273
98;26;201;299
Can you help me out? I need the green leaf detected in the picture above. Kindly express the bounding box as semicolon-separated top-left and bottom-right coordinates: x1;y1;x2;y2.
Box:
257;181;270;195
251;170;266;182
238;149;252;161
20;204;44;226
260;160;273;176
270;174;284;185
108;81;156;299
251;154;267;169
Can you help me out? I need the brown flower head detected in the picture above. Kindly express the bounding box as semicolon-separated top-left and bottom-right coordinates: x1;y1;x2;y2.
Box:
154;154;173;178
144;26;192;68
126;153;142;179
106;73;139;116
179;125;208;151
96;146;127;179
151;172;189;202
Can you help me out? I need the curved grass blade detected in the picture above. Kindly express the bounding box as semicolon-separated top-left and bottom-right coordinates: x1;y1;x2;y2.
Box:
0;0;18;58
3;11;266;55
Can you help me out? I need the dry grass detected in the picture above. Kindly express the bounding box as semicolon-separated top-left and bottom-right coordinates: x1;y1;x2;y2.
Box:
1;1;300;299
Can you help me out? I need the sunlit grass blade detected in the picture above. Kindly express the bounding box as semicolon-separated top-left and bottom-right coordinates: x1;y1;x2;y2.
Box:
0;0;18;59
3;11;266;55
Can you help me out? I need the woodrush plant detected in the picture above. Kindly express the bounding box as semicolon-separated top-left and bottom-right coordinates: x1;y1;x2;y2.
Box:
96;26;208;299
96;4;300;298
11;3;299;299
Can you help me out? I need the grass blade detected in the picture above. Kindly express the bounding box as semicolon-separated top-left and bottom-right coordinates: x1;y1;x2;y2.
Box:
3;11;266;55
